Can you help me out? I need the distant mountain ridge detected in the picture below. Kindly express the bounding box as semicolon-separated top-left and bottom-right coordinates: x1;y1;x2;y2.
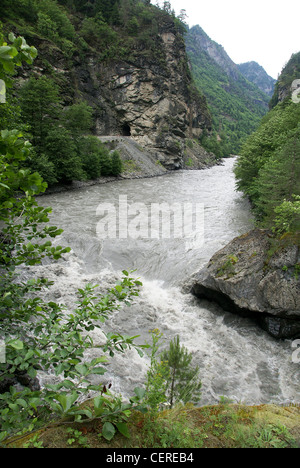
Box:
187;25;240;80
185;25;271;155
238;61;276;96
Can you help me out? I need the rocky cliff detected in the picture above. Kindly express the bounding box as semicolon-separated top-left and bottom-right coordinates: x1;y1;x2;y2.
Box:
75;20;212;169
191;229;300;339
14;8;214;171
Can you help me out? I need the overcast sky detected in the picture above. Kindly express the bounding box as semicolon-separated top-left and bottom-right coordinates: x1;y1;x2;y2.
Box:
154;0;299;78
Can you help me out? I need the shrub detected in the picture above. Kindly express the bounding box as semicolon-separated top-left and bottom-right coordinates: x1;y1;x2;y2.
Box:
273;196;300;235
111;150;123;176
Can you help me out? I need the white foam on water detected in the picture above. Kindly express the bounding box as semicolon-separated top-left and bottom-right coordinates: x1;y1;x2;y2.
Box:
16;159;299;405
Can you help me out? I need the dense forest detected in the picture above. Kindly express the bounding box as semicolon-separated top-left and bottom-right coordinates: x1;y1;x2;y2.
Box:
235;52;300;234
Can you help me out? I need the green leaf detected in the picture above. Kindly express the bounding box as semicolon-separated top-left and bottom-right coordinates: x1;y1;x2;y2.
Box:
0;432;8;442
74;363;88;376
93;396;105;416
8;339;24;350
29;398;42;411
90;366;106;375
102;422;116;441
134;387;146;400
115;422;130;439
8;32;16;43
55;392;79;413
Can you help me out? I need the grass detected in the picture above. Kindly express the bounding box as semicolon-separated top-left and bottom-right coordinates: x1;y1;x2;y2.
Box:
122;159;142;174
5;403;300;449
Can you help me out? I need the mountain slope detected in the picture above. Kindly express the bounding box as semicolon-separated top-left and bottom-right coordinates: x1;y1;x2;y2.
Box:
186;25;271;156
234;50;300;231
269;51;300;109
238;61;276;97
0;0;216;181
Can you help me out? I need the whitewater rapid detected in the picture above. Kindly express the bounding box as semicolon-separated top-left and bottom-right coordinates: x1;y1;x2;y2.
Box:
23;158;299;405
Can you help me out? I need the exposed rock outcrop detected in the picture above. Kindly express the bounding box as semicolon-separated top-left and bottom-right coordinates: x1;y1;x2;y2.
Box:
20;16;214;171
191;229;300;339
74;22;212;169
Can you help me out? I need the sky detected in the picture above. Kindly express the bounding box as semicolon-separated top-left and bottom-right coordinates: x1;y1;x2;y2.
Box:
153;0;300;79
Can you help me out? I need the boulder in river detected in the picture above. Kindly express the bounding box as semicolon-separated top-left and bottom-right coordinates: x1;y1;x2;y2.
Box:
191;229;300;339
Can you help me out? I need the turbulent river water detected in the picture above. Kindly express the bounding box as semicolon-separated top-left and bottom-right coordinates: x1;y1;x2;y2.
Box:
30;157;299;405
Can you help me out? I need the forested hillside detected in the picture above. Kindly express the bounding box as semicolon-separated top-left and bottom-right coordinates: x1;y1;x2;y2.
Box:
0;0;130;184
0;0;214;184
238;61;276;97
235;52;300;234
269;52;300;109
186;25;271;157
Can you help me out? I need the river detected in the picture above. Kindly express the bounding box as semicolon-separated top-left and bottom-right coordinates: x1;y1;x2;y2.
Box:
32;158;299;405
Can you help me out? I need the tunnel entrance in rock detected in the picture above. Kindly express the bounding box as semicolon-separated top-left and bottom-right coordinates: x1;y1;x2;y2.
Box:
121;123;131;136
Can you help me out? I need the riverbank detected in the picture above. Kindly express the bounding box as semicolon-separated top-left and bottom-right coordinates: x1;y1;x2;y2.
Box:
191;229;300;339
7;158;299;447
5;403;300;448
39;136;221;196
31;159;300;406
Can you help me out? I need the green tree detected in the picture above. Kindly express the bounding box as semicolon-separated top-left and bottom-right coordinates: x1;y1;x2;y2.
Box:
254;128;300;224
0;0;38;23
144;330;170;414
111;150;123;176
0;89;24;131
127;16;139;36
62;100;93;138
273;196;300;235
37;12;58;41
161;335;202;408
19;79;93;184
38;0;76;40
45;126;84;183
235;101;300;200
99;149;113;176
77;135;102;179
25;149;58;186
80;15;118;49
19;76;61;150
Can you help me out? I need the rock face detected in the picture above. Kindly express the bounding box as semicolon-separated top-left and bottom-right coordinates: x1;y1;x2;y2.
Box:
72;20;212;170
24;16;214;171
191;229;300;339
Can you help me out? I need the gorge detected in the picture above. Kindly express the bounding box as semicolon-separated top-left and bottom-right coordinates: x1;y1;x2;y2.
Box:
27;158;299;406
0;0;299;446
